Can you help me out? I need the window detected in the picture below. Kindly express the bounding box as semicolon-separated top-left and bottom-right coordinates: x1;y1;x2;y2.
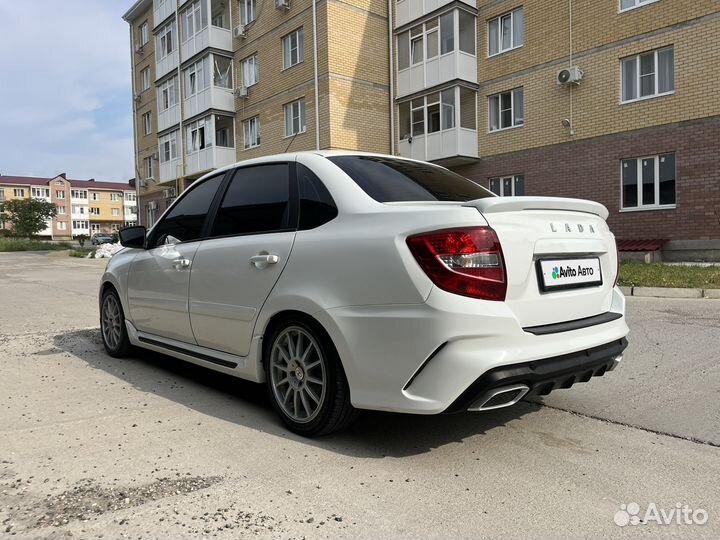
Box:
149;175;224;247
240;0;256;25
186;118;211;153
155;22;176;61
58;221;67;231
182;0;208;41
90;207;100;215
185;57;210;97
621;47;674;102
243;116;261;149
91;223;101;233
213;56;232;89
72;220;89;230
298;164;337;230
142;111;152;135
125;193;137;202
620;0;658;11
140;21;149;45
284;99;306;136
55;180;64;186
211;164;292;237
241;54;259;86
282;28;304;69
111;193;120;202
57;205;66;214
144;157;154;179
488;7;524;56
141;67;151;91
328;156;494;202
160;131;179;162
489;175;525;196
489;88;524;131
215;115;234;148
398;89;457;139
56;190;65;199
112;208;120;216
622;153;676;210
72;205;86;215
32;188;50;198
71;190;87;199
13;189;24;197
158;76;179;111
397;10;474;71
91;193;99;201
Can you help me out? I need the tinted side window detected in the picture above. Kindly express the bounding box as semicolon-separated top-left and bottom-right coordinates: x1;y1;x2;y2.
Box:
149;174;224;247
328;155;493;202
211;163;292;237
298;164;338;230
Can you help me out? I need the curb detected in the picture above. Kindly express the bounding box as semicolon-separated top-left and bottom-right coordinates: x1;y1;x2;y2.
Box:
620;286;719;299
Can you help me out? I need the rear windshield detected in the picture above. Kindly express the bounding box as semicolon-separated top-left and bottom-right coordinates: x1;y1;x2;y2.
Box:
328;155;494;203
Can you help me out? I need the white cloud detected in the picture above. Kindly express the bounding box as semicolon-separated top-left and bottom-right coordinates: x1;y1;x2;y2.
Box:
0;1;135;181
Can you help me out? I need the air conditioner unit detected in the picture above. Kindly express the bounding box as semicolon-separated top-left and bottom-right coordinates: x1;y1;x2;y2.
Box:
557;66;583;86
135;44;144;54
275;0;290;10
233;25;246;39
235;85;248;98
163;188;177;199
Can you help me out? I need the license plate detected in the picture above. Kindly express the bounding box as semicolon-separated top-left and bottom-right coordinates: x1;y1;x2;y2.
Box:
537;258;603;291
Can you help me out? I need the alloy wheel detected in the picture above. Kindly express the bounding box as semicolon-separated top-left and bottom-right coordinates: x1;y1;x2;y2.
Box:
101;293;123;351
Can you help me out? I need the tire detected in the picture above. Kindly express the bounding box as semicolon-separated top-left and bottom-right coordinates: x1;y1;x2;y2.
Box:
264;317;358;437
100;288;133;358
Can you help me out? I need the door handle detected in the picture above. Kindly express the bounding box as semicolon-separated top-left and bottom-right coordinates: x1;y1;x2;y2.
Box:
172;258;191;270
250;253;279;268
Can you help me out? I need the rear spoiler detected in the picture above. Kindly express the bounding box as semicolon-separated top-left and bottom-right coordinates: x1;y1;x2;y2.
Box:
463;196;609;220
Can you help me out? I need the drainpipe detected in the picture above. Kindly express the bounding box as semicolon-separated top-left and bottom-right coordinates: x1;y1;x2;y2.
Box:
312;0;320;150
568;0;575;136
176;1;186;195
128;23;142;225
387;0;395;154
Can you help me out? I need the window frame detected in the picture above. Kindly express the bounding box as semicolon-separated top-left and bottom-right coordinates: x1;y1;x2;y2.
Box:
241;54;259;87
13;188;25;197
620;153;677;212
488;7;524;57
488;175;525;196
243;116;261;149
141;67;151;91
157;75;179;111
155;21;176;61
140;21;149;45
240;0;256;25
144;156;154;179
142;111;152;135
182;0;208;42
619;0;659;13
284;99;307;137
488;87;524;132
620;46;675;104
282;28;305;70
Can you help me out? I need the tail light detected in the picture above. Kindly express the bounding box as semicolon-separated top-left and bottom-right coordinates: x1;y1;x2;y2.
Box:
613;244;621;288
407;227;507;301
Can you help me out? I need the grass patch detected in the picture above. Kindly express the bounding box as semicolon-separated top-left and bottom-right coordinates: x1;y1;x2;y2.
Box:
69;249;95;258
0;238;75;252
619;263;720;289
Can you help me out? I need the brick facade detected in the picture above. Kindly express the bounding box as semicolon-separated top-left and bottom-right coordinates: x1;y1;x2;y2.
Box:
455;115;720;240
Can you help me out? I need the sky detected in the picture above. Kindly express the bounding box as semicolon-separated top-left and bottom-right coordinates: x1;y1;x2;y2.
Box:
0;1;135;181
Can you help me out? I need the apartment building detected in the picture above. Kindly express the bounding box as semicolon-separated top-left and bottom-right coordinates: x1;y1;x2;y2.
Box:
0;174;137;239
123;0;719;246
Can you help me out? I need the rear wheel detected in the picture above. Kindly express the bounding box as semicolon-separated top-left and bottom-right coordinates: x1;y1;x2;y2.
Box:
100;288;132;358
265;318;357;437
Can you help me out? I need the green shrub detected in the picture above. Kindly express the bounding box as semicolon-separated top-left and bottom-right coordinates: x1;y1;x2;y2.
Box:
0;239;74;252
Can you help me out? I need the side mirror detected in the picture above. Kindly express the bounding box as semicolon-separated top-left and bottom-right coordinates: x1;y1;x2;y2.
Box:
119;226;147;249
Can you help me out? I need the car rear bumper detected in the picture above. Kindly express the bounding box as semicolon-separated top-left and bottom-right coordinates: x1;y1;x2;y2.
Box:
321;286;629;415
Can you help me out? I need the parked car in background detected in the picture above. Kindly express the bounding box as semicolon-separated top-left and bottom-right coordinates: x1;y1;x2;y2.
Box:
91;233;114;245
99;152;629;436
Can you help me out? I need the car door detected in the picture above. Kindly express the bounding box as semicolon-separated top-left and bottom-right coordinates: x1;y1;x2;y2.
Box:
188;162;297;356
127;174;225;343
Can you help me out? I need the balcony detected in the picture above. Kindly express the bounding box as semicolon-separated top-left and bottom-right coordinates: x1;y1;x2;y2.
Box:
397;86;478;165
159;158;183;183
185;115;236;176
395;0;475;28
185;146;236;177
158;103;181;131
397;51;476;98
180;0;232;61
153;0;176;28
156;49;179;80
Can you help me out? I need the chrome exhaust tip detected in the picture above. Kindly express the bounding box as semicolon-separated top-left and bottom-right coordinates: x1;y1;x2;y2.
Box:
468;384;530;412
607;354;623;371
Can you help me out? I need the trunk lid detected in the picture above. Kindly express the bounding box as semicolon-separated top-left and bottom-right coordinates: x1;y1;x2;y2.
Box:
464;197;618;328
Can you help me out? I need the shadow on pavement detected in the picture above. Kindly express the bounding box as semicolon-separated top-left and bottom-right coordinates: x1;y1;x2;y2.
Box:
52;328;541;459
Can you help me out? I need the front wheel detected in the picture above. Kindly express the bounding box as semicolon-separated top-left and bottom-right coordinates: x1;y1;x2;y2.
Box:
100;288;132;358
265;319;358;437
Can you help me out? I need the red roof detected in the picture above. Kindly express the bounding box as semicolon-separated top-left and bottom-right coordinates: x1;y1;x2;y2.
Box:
617;239;668;252
0;174;132;191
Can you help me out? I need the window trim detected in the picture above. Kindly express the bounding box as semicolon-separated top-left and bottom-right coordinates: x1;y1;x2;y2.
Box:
620;46;675;104
240;53;259;87
282;28;305;70
243;115;261;149
488;174;525;196
619;153;677;212
142;111;152;135
488;87;524;132
487;7;524;58
141;67;151;91
618;0;659;13
284;98;307;138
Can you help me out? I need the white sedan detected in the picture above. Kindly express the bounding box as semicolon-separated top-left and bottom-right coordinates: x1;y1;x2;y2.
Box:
100;152;629;436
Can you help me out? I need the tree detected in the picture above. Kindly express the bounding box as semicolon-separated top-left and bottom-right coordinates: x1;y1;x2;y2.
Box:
3;198;57;238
